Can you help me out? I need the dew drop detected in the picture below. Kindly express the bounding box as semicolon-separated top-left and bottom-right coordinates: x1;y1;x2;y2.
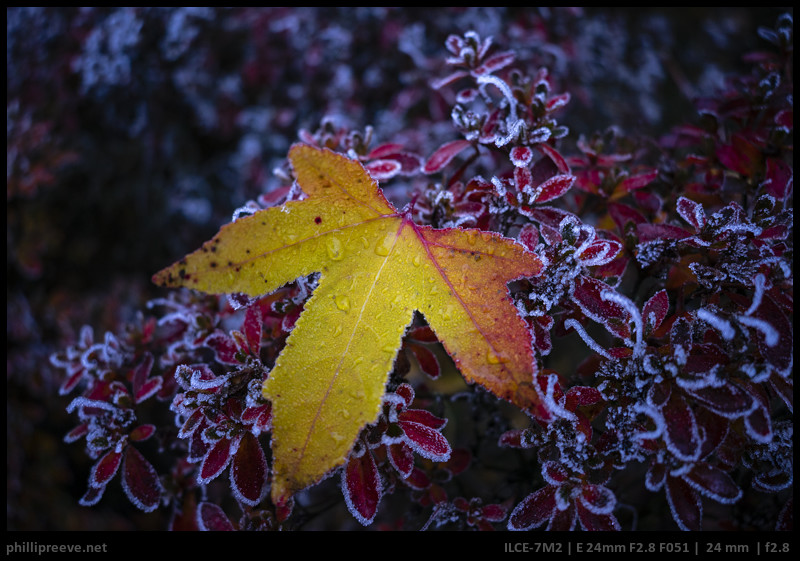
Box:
330;432;345;444
327;236;345;261
333;324;343;337
412;254;421;267
335;295;350;312
375;231;395;256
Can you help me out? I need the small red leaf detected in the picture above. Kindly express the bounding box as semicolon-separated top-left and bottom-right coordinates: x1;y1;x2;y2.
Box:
121;446;162;512
204;332;240;365
536;174;575;203
665;476;701;531
198;437;233;484
197;502;235;531
472;50;515;75
408;344;441;380
508;485;556;530
423;140;472;174
662;392;702;461
398;408;446;430
642;289;669;333
342;447;382;526
365;159;403;181
399;421;451;461
683;462;742;504
129;424;156;442
242;304;263;356
135;376;163;404
230;432;268;506
388;442;414;478
90;450;122;488
576;501;620;531
676;196;707;231
617;169;658;192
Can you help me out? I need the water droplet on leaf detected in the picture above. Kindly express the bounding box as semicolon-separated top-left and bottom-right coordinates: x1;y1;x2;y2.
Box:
327;237;345;261
335;295;350;312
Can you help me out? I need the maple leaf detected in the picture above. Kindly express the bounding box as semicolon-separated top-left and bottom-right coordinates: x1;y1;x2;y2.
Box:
153;144;543;506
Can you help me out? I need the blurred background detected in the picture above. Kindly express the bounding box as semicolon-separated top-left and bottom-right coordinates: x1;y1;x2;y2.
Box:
7;7;788;530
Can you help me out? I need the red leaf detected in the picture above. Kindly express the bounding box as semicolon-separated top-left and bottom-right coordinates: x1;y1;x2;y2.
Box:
510;145;534;167
684;382;752;418
536;174;575;203
342;447;382;525
617;169;658;192
121;446;162;512
642;289;669;333
388;443;414;478
508;485;556;530
676;196;707;230
472;50;515;75
661;392;702;461
399;420;451;461
565;386;602;410
481;503;507;522
683;462;742;504
242;304;263;356
205;332;240;365
579;238;622;267
398;408;446;430
198;437;233;484
129;424;156;442
197;502;235;531
518;223;539;251
134;376;163;404
571;275;632;340
366;143;405;159
230;432;268;506
365;159;403;181
538;143;570;174
90;450;122;488
665;476;701;530
423;140;472;173
576;502;620;531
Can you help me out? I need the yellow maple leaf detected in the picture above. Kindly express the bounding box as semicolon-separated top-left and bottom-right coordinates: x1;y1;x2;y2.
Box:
153;144;543;506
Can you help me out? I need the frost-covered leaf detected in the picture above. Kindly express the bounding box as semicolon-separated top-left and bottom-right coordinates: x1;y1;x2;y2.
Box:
198;437;233;484
665;476;701;531
676;196;707;231
571;276;632;340
154;144;543;506
230;432;268;506
683;462;742;504
642;289;669;334
197;502;235;531
342;444;382;526
399;418;451;461
535;174;575;204
661;392;702;461
89;450;122;489
121;446;162;513
508;485;555;531
423;139;472;173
